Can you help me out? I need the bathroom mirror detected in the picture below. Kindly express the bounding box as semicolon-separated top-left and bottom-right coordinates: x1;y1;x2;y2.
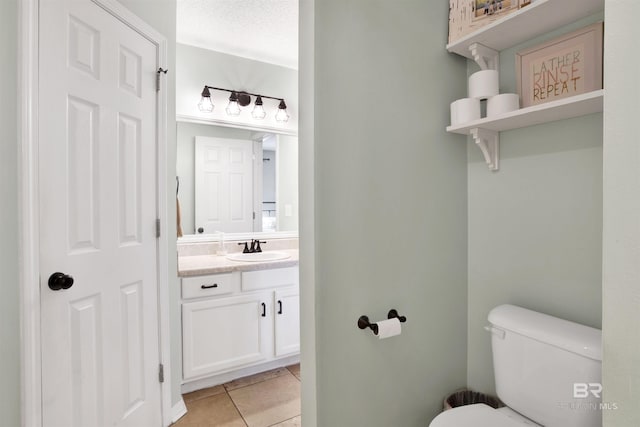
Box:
177;120;298;241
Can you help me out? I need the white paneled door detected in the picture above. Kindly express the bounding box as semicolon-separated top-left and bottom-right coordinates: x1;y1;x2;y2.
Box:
195;137;254;234
39;0;162;425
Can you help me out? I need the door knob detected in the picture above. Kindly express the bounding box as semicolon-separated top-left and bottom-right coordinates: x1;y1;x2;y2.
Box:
48;272;74;291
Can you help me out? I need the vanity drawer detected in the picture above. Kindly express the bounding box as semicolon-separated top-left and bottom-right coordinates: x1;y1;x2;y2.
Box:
242;266;299;292
182;273;239;300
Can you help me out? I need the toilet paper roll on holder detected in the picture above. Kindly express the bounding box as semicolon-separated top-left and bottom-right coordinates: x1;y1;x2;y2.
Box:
358;309;407;335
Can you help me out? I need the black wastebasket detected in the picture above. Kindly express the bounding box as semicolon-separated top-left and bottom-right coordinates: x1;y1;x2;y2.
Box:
443;389;503;410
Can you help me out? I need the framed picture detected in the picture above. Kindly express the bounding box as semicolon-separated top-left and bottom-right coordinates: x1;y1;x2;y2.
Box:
473;0;517;20
448;0;519;44
516;22;603;107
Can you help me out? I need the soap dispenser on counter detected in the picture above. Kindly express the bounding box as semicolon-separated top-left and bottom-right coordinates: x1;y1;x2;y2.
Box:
216;231;227;256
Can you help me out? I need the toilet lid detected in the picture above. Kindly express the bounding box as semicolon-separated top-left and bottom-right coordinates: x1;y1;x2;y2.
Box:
429;404;527;427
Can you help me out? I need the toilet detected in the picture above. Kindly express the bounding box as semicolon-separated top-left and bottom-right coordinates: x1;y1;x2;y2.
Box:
430;304;602;427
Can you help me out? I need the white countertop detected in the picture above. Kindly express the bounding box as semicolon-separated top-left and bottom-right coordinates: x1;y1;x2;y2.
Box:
178;249;299;277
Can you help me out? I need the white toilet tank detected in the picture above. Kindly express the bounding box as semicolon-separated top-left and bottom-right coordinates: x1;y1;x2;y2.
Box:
488;305;602;427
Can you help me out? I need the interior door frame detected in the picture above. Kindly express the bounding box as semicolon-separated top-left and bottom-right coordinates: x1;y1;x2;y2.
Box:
18;0;172;426
253;138;263;232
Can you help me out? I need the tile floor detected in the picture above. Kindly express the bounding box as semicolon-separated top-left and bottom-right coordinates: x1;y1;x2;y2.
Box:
173;364;301;427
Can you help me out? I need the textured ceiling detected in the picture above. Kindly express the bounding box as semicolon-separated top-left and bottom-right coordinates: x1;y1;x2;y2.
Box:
176;0;299;69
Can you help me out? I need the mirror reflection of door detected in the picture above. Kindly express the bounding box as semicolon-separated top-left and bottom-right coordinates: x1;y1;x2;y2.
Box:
195;137;254;234
177;122;298;236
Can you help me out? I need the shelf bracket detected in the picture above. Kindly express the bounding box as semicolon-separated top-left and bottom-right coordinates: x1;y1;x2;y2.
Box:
470;128;499;171
469;43;499;71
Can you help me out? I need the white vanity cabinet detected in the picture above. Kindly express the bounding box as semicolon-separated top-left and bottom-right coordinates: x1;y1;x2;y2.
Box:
274;287;300;356
242;267;301;356
182;293;271;380
181;266;299;383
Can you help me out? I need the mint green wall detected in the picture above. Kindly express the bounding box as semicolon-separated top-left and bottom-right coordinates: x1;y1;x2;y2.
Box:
314;1;469;425
467;115;603;393
467;14;604;395
0;0;20;425
602;0;640;424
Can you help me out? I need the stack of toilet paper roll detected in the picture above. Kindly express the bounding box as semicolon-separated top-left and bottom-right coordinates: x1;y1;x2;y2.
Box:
450;69;520;126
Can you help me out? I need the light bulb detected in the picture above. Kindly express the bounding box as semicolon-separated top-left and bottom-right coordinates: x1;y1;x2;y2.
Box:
198;86;214;112
226;100;241;116
252;104;266;119
251;96;267;119
226;91;241;116
275;99;290;123
198;96;214;112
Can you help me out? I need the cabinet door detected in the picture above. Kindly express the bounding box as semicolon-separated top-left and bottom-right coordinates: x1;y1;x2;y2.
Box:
183;294;270;380
274;288;300;357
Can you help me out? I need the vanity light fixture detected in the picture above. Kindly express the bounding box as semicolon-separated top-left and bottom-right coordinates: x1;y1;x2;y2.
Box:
198;85;289;122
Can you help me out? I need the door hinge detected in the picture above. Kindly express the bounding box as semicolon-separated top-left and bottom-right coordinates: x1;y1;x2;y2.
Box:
156;68;168;92
253;211;256;220
156;219;161;238
159;363;165;383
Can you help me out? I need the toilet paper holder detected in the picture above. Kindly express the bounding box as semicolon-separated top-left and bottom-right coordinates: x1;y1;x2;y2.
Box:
358;309;407;335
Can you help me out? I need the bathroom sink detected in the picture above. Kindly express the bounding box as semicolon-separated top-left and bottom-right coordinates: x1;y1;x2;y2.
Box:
226;251;291;262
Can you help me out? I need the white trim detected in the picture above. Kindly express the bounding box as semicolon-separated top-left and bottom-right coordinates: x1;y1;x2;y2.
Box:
171;399;188;424
299;0;317;424
181;355;300;394
155;38;173;427
177;113;298;136
18;0;41;425
274;136;281;232
90;0;165;45
253;139;264;232
19;1;172;426
178;231;298;244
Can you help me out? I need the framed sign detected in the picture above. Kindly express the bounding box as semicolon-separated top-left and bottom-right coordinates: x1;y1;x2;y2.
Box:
516;22;603;107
